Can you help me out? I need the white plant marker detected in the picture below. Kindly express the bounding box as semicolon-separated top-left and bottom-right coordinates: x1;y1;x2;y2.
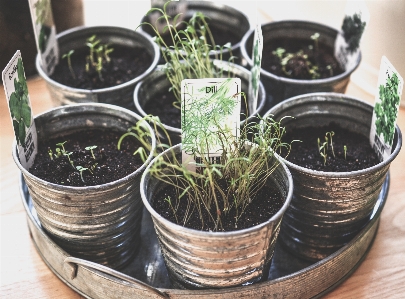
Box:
28;0;59;75
149;0;187;35
248;24;263;114
370;56;403;161
181;78;241;172
2;51;37;170
334;1;369;71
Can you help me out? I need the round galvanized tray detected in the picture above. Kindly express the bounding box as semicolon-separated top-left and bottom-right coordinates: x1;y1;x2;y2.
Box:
20;173;390;298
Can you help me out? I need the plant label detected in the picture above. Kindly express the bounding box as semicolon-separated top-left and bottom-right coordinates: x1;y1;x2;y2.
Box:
248;24;263;115
2;51;38;170
370;56;403;161
335;1;369;71
181;78;241;172
28;0;59;75
149;0;187;35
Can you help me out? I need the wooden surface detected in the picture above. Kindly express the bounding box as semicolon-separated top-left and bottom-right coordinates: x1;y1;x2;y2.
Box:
1;67;405;298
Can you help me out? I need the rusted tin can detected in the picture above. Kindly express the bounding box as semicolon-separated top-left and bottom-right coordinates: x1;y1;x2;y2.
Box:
134;60;266;145
36;26;160;109
264;92;402;261
240;21;361;108
140;144;293;289
12;103;157;269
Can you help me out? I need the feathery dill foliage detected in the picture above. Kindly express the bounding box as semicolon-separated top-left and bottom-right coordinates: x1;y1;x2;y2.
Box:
148;113;292;231
140;0;234;107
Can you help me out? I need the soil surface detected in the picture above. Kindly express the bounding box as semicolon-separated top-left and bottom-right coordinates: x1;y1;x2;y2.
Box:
283;122;380;172
50;44;153;89
153;181;284;232
261;37;344;80
29;129;145;186
156;20;241;51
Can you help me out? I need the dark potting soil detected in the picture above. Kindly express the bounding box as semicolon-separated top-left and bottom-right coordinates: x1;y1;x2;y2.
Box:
157;21;241;51
143;90;250;129
153;182;284;232
50;45;152;89
283;122;380;172
261;37;344;80
29;129;145;187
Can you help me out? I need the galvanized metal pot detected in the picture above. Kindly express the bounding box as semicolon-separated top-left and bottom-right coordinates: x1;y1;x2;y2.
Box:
134;60;266;145
140;1;250;65
12;103;157;269
264;92;402;261
36;26;160;109
240;21;361;109
140;144;293;289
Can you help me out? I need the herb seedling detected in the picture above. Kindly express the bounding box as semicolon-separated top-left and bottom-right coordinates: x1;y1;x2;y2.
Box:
317;131;336;165
343;145;347;160
62;50;75;79
140;1;233;107
76;166;88;183
85;145;97;159
85;35;114;80
310;32;320;53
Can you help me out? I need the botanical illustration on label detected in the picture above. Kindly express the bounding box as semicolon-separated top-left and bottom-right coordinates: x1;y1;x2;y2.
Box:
334;1;369;71
149;0;187;35
248;24;263;115
2;51;38;170
370;56;404;161
28;0;59;75
181;78;241;172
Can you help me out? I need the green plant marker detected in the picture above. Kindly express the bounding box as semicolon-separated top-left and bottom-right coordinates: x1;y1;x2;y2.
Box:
248;24;263;114
370;56;403;161
335;1;369;71
2;51;38;170
28;0;59;75
181;78;241;172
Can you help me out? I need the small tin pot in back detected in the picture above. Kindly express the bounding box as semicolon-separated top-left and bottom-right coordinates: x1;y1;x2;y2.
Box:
36;26;160;109
140;144;293;289
13;103;157;269
264;92;402;261
240;21;361;109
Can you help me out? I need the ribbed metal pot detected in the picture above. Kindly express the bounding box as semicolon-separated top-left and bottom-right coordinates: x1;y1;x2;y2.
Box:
139;1;250;65
140;144;293;289
264;92;402;261
12;103;157;269
36;26;160;109
134;60;266;145
240;21;361;109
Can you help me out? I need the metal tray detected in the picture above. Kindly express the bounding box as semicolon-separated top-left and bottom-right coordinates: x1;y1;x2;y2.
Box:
20;173;390;298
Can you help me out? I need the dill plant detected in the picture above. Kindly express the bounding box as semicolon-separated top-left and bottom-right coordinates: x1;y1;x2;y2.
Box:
146;110;292;231
140;0;234;107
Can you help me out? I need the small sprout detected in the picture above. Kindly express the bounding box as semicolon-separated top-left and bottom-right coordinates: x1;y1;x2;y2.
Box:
164;196;179;224
89;162;98;174
272;47;286;59
344;145;347;160
55;148;62;158
85;35;114;80
76;166;88;183
326;64;333;77
310;32;320;52
85;145;97;159
62;50;75;79
48;149;53;160
56;141;67;153
65;151;75;169
325;131;335;157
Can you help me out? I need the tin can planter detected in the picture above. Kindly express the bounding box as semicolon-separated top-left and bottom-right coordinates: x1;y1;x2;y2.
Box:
140;144;293;289
36;26;160;109
134;60;266;144
264;92;402;261
140;1;250;65
12;103;157;269
240;21;361;109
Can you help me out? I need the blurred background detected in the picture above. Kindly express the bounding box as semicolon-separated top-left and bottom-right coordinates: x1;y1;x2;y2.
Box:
1;0;404;105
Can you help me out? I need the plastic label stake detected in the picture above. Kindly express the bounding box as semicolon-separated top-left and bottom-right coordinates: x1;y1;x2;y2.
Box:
181;78;241;172
2;51;38;170
28;0;59;75
370;56;403;161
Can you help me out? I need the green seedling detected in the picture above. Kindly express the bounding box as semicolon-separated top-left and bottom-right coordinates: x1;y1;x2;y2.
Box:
62;50;75;79
310;32;320;53
85;145;97;159
76;166;88;183
343;145;347;160
317;137;328;165
85;35;114;80
326;131;335;157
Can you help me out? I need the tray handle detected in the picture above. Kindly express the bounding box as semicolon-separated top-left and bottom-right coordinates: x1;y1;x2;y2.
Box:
64;256;169;299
